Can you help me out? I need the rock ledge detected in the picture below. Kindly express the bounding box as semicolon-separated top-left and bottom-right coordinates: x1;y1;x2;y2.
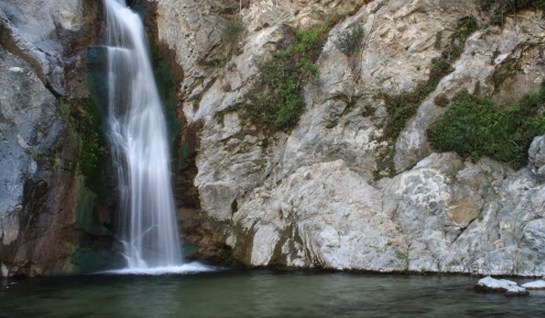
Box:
474;276;529;296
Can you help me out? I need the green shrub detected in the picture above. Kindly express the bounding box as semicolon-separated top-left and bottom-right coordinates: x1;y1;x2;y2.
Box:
477;0;545;11
376;16;478;177
223;18;245;43
382;16;477;142
477;0;545;25
492;59;519;89
427;84;545;168
396;250;407;260
451;16;478;60
434;94;450;107
335;23;364;55
236;25;328;132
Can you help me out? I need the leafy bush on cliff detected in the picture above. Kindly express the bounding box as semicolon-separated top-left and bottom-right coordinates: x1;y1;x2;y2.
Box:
376;16;478;177
477;0;545;25
382;16;477;142
222;18;245;43
427;84;545;168
335;23;364;55
240;25;327;132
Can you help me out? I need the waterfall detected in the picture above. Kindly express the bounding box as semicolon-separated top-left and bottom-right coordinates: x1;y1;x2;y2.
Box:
103;0;182;269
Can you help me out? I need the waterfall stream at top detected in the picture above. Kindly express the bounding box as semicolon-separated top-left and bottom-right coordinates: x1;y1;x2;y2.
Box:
102;0;185;272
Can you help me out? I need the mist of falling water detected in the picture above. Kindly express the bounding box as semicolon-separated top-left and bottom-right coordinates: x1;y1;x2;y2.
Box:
103;0;182;269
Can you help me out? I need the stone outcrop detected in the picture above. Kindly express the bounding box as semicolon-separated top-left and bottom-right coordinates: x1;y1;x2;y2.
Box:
155;0;545;275
475;276;529;296
522;280;545;290
529;135;545;181
0;0;112;276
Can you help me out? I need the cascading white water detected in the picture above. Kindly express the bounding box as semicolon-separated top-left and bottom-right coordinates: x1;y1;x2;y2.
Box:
103;0;182;269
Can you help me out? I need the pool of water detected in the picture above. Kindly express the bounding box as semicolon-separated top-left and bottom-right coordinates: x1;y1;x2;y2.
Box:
1;269;545;317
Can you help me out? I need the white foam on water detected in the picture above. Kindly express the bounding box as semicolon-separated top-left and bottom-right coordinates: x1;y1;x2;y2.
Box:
100;262;217;275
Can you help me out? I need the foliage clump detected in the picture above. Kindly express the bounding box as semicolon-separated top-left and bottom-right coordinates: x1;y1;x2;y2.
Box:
222;18;245;43
477;0;545;25
382;16;477;142
375;16;478;177
427;83;545;168
240;25;328;132
492;58;519;89
335;23;364;55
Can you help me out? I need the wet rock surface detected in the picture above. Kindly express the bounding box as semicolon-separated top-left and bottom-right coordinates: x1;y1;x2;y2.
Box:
0;0;107;276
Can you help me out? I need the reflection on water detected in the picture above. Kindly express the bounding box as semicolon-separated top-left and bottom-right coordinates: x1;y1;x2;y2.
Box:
2;270;545;317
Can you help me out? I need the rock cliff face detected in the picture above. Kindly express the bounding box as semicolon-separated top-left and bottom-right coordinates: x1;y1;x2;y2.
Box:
156;0;545;275
0;0;114;276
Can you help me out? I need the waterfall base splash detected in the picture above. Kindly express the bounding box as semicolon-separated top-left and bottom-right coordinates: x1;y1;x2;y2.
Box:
100;262;216;275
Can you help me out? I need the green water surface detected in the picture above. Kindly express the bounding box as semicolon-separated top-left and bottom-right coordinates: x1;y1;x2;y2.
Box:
1;270;545;317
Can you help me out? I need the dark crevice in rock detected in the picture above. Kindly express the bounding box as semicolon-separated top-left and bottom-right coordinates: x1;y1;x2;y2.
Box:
176;120;203;209
230;199;238;215
237;222;258;266
269;224;292;265
45;83;62;99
